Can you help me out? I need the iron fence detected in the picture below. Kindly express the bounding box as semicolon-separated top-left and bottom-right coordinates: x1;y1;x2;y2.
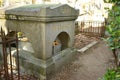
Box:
0;29;38;80
0;29;20;80
79;21;106;37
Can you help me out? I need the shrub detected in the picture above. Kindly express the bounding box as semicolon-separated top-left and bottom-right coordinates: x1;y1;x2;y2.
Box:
99;68;120;80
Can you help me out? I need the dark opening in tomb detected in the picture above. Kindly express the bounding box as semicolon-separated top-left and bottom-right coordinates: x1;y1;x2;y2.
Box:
52;32;70;55
5;31;17;47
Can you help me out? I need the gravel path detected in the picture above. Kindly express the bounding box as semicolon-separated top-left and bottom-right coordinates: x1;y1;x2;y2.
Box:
50;41;113;80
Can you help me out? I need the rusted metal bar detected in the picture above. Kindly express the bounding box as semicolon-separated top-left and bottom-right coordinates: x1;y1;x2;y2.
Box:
90;21;92;34
80;22;83;32
79;21;105;37
8;43;13;80
15;31;20;80
100;22;105;37
0;28;20;80
1;28;9;80
98;22;100;35
0;38;17;44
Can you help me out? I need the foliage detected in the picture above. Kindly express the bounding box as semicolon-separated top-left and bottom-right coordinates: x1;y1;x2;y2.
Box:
106;1;120;50
104;0;120;69
99;0;120;79
104;0;120;3
99;68;120;80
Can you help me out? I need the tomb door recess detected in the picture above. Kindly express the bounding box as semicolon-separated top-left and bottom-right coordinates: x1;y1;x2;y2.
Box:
52;32;70;55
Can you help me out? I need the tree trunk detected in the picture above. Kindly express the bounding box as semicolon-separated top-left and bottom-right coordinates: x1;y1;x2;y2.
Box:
112;49;118;68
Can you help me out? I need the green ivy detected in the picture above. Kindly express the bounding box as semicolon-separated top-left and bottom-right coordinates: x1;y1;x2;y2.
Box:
98;68;120;80
106;1;120;50
99;0;120;79
104;0;120;3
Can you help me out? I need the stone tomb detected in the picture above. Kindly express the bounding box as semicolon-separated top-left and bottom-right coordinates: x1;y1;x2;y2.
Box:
0;4;78;80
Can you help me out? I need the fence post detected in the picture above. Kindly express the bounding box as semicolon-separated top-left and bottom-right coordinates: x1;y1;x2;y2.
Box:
0;29;20;80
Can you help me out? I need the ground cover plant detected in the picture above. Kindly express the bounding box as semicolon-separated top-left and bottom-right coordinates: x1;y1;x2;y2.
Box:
99;0;120;79
99;68;120;80
105;0;120;67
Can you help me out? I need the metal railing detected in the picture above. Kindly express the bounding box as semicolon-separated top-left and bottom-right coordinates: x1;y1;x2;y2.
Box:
0;29;20;80
79;21;105;37
0;29;38;80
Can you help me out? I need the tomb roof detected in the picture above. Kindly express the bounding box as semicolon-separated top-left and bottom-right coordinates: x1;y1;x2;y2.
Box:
0;4;79;22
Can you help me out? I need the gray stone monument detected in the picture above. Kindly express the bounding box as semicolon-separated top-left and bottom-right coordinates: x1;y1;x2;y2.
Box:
0;4;78;80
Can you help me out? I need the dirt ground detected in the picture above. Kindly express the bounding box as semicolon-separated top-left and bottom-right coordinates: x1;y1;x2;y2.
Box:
50;41;113;80
74;33;100;49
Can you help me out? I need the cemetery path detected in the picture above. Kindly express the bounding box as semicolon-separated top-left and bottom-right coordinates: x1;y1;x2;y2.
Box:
50;41;113;80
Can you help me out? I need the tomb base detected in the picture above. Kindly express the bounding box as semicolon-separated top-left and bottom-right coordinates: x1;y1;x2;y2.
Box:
16;48;76;80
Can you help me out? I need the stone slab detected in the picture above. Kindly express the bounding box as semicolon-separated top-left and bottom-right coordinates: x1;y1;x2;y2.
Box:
77;41;98;53
0;4;79;22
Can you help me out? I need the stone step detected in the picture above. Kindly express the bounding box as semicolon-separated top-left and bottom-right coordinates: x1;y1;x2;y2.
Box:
77;41;98;53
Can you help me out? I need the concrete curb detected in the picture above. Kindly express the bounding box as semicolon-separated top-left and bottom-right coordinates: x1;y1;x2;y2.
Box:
77;41;98;53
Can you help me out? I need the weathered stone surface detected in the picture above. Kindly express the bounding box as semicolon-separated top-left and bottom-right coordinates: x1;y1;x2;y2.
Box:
13;48;76;80
0;4;78;22
0;4;79;80
0;4;78;59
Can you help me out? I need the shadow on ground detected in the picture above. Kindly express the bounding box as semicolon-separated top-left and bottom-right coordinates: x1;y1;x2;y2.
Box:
50;41;113;80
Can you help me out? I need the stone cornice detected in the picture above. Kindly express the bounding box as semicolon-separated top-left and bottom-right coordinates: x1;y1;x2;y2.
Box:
0;14;78;22
0;4;79;22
